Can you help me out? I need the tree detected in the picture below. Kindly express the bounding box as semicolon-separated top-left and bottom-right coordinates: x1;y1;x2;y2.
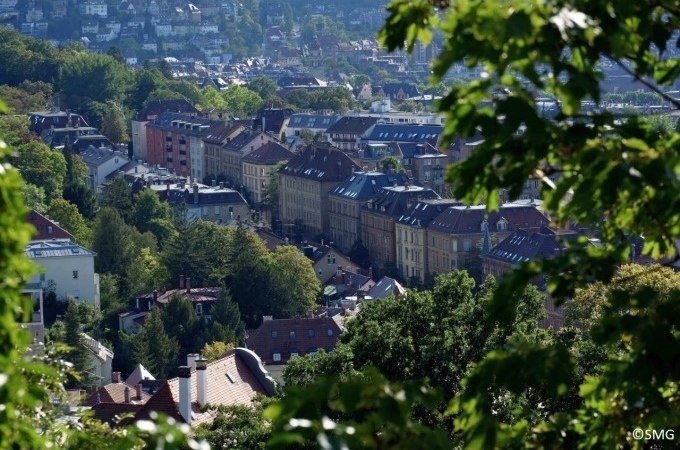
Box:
10;140;66;201
47;198;91;246
126;247;168;297
58;52;130;109
162;293;202;356
269;245;321;318
347;240;370;269
63;182;97;220
63;300;93;388
102;176;133;222
91;207;131;275
207;288;245;345
100;101;129;143
131;189;173;245
221;85;264;118
202;341;234;362
378;156;405;173
247;76;278;102
128;308;179;379
22;183;47;213
262;161;285;219
282;346;355;387
225;225;272;326
195;399;273;450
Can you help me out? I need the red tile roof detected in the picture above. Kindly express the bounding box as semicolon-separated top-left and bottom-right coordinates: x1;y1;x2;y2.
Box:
26;210;74;241
82;381;150;407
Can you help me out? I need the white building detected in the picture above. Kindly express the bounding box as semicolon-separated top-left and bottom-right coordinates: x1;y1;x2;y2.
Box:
82;332;114;385
80;1;107;17
80;146;130;193
21;285;45;354
26;240;100;309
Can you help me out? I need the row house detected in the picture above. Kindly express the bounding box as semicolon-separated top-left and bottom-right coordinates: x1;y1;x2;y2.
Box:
427;200;549;276
483;228;580;328
145;112;223;179
395;198;459;284
80;146;130;193
216;128;278;187
328;171;408;253
360;123;443;147
202;122;247;180
361;184;439;273
153;182;250;225
241;141;293;204
80;1;107;18
279;143;360;240
324;116;377;151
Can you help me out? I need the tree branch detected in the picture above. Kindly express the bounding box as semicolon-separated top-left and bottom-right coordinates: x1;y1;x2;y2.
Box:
606;56;680;109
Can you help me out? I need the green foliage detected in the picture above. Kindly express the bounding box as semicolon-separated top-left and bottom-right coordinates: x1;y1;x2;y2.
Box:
348;240;371;269
196;398;273;450
126;247;168;297
262;161;285;218
202;341;235;362
126;308;179;379
162;294;202;356
63;182;97;220
207;288;245;345
283;346;356;387
102;176;134;222
63;300;94;388
269;245;321;318
47;198;92;246
59;52;130;109
0;81;54;114
266;368;454;450
248;76;278;102
22;183;48;213
100;101;129;143
0;27;61;85
131;189;173;245
284;87;356;112
92;207;133;275
378;155;405;174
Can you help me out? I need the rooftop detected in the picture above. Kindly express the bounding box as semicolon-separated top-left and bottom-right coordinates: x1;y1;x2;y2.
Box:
25;240;95;258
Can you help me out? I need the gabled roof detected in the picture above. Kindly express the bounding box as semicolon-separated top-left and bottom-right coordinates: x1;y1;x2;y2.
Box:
372;83;420;98
82;381;151;407
26;210;73;241
325;116;377;135
329;171;409;201
222;128;265;152
253;108;293;135
364;123;443;144
277;76;325;88
135;99;198;121
485;228;578;264
125;363;156;386
133;349;272;427
279;143;360;182
363;185;439;218
246;317;342;365
367;276;407;299
90;402;143;426
241;141;294;165
137;287;221;305
79;146;126;167
428;200;549;234
163;186;248;207
202;122;247;145
25;239;95;258
396;199;460;228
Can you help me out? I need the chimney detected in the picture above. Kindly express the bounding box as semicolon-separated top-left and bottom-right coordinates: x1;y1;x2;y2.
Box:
152;290;158;302
136;384;143;400
124;386;131;403
193;184;199;204
262;315;273;322
112;372;121;383
178;366;192;424
185;277;191;293
368;266;373;280
212;179;216;187
196;357;208;407
179;275;185;290
219;181;224;189
166;182;170;194
187;353;199;371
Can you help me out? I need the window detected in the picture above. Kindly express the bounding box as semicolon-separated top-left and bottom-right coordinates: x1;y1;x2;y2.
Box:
463;240;472;251
271;330;278;338
327;328;334;337
196;303;203;315
272;352;281;362
72;270;79;279
214;206;220;215
290;352;299;358
289;330;296;339
308;329;315;337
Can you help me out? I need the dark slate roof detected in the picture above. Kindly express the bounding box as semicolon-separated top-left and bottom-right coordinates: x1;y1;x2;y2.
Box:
363;185;439;218
222;128;264;152
279;143;360;182
300;241;358;270
253;108;293;135
329;171;409;201
396;199;460;228
27;210;73;241
277;76;324;87
485;228;578;264
79;146;125;167
289;114;340;130
147;112;223;137
162;186;248;207
29;110;88;134
135;99;198;121
72;135;115;152
364;123;443;143
428;200;549;234
372;83;420;98
245;317;342;365
202;122;245;144
325;116;378;135
241;141;294;165
367;276;406;299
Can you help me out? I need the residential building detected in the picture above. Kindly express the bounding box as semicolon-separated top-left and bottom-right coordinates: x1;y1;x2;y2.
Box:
27;209;73;241
202;122;247;180
82;332;114;384
328;171;408;253
371;83;420;101
80;1;107;17
427;200;550;275
360;123;443;147
286;114;340;140
80;146;130;193
217;129;279;187
241;141;294;204
28;108;88;136
324;116;377;151
361;184;439;273
482;228;580;328
133;349;275;426
21;285;45;352
154;181;250;224
145;112;223;178
395;198;459;284
279;143;361;239
253;108;293;140
366;276;407;300
300;241;362;284
25;240;100;308
246;316;342;379
323;267;375;301
131;99;198;161
411;153;447;195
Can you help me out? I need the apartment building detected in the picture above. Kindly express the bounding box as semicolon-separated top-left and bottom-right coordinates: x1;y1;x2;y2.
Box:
241;142;293;204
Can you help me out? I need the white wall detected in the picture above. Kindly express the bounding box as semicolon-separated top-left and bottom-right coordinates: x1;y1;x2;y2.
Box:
29;254;100;309
131;120;148;161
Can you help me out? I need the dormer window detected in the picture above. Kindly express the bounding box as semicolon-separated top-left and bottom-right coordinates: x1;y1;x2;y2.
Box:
496;218;508;231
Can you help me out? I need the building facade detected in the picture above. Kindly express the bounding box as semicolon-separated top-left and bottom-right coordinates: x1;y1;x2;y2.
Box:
241;142;293;204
